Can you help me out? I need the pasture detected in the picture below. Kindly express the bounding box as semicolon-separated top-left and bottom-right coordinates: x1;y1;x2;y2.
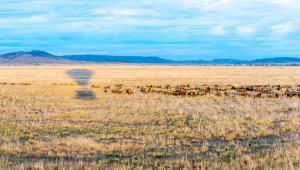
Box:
0;65;300;169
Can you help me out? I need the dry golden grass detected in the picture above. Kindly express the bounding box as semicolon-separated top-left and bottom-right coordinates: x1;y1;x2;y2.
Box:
0;65;300;169
0;65;300;85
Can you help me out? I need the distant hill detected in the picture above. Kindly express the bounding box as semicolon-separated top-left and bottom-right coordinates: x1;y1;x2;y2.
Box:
62;55;174;64
180;59;247;65
209;59;247;65
1;50;300;65
0;50;72;64
249;57;300;64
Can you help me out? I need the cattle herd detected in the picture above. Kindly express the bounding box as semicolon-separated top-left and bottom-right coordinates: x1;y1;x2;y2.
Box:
2;82;299;98
101;84;300;98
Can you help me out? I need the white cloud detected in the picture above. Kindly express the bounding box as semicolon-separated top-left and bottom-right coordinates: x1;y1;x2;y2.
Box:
237;25;256;35
94;8;140;16
181;0;233;11
211;26;227;35
271;21;297;35
270;0;292;5
0;15;49;26
93;8;158;17
26;16;49;23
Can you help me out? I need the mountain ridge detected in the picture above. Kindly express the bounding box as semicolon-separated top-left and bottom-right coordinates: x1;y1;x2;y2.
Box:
1;50;300;65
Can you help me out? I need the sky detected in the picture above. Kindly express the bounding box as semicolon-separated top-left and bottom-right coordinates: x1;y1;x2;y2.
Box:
0;0;300;60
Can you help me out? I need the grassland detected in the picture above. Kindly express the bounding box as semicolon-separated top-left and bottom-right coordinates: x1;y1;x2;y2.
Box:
0;65;300;169
1;65;300;85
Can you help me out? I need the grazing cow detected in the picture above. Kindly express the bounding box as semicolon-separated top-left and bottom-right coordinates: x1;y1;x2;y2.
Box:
165;84;171;89
254;93;262;98
272;85;281;90
275;93;280;98
103;85;111;93
215;91;222;97
111;88;123;94
245;85;254;91
91;84;100;88
286;90;298;98
139;86;147;93
188;90;198;97
126;88;134;95
224;92;230;96
206;87;211;92
240;91;249;97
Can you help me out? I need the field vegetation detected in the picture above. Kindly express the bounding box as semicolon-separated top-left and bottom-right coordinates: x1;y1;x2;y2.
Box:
0;66;300;169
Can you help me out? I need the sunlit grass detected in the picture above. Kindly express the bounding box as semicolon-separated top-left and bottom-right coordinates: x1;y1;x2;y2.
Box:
0;66;299;169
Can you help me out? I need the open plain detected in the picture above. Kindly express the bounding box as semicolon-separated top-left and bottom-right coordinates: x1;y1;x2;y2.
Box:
0;65;300;169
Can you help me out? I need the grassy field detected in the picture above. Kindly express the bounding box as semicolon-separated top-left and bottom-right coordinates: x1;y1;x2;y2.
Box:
1;65;300;85
0;65;300;169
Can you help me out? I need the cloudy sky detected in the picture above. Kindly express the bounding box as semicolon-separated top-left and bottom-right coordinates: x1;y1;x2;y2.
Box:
0;0;300;60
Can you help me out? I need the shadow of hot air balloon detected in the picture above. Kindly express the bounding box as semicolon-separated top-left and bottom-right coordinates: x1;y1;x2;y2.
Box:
67;69;95;100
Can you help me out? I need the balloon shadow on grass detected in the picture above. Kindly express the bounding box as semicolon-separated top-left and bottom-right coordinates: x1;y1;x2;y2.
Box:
67;69;95;100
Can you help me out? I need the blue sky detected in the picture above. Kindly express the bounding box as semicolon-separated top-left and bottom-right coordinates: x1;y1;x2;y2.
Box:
0;0;300;60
